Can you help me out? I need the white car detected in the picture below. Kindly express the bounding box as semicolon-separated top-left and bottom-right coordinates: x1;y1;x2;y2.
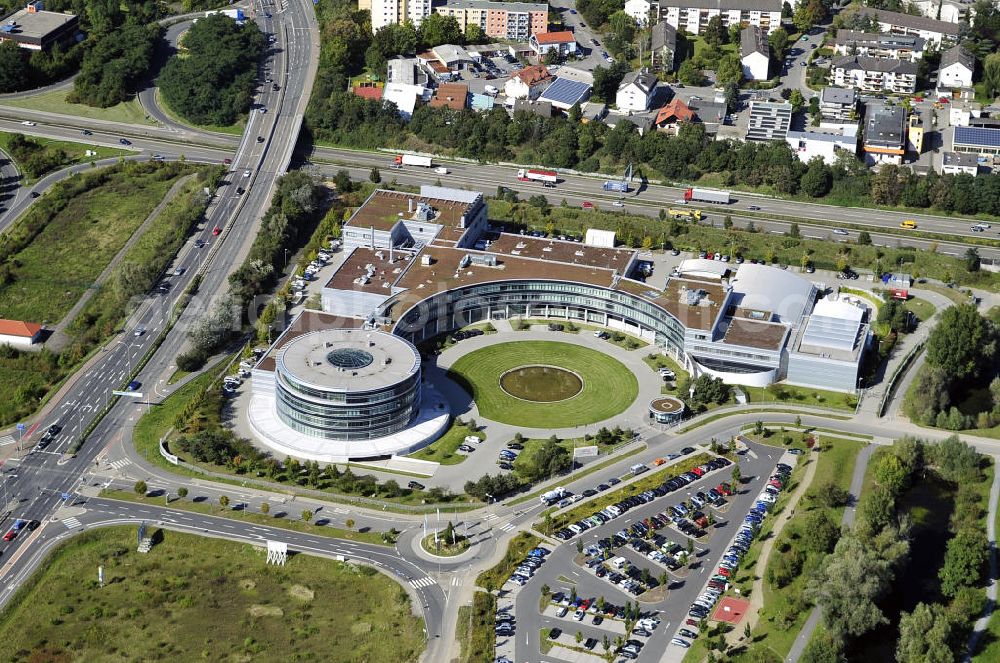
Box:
833;228;849;236
21;121;35;126
434;166;449;175
612;201;625;207
243;169;251;178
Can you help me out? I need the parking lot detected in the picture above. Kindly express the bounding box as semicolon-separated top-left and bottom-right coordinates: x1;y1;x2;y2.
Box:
509;441;789;662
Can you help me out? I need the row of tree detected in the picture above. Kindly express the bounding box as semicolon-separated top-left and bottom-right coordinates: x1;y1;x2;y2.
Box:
904;304;999;430
158;13;265;126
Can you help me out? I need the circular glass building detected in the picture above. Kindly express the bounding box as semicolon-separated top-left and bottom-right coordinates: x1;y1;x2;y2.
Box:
274;329;422;441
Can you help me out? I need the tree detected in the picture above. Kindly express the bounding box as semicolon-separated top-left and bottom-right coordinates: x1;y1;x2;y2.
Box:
301;509;313;522
70;22;163;107
857;485;896;536
704;15;726;47
0;41;29;93
857;230;872;245
369;167;381;183
134;480;148;495
345;518;355;529
677;59;705;86
260;501;270;514
465;23;485;44
808;481;850;508
939;527;989;597
788;222;801;238
800;631;846;663
591;61;631;101
219;494;230;508
802;510;839;554
716;54;744;86
931;435;980;483
925;304;995;381
789;88;805;113
873;453;909;496
896;602;955;663
809;531;895;641
157;14;266;126
793;0;826;32
801;158;832;198
984;52;1000;99
418;14;463;49
965;247;981;272
722;81;739;113
768;27;790;57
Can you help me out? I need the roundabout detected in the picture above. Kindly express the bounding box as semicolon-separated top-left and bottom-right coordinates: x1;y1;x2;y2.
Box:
446;341;638;428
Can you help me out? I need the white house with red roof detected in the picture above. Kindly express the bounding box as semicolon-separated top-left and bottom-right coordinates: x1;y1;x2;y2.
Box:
529;31;578;57
0;319;43;347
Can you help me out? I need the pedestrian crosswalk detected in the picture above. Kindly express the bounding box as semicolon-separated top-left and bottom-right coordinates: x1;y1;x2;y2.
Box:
0;435;14;447
451;576;461;587
498;522;515;532
62;517;81;529
107;459;130;471
410;576;436;589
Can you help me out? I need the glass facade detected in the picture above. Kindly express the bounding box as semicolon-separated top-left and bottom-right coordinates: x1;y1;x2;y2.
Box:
389;279;688;353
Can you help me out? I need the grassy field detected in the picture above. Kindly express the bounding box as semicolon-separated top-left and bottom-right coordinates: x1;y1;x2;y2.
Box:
133;370;217;465
904;296;936;322
447;341;638;428
0;526;424;663
457;591;496;663
408;419;483;465
743;383;857;411
0;89;157;125
974;469;1000;662
0;167;182;323
0;132;127;182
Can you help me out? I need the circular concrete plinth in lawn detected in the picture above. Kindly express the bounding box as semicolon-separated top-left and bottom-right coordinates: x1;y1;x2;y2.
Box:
446;341;638;428
499;365;583;403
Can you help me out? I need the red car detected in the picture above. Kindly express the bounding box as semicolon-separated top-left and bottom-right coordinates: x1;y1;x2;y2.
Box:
3;529;15;541
938;97;950;104
223;158;232;165
913;96;923;102
212;226;222;236
691;467;705;477
581;201;594;209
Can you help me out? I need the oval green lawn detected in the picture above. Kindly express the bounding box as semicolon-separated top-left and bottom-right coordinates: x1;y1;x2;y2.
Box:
446;341;638;428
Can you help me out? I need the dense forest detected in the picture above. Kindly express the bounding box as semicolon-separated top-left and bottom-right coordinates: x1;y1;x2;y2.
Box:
0;0;163;102
157;13;265;126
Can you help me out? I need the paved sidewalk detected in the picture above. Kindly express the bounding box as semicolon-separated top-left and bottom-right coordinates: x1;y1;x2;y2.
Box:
787;443;876;661
964;454;1000;661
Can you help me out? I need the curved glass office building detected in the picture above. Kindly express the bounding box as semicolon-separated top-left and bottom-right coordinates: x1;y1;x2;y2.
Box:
273;329;422;441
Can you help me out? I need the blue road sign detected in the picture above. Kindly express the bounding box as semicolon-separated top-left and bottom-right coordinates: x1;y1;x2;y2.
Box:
15;423;25;432
61;492;71;501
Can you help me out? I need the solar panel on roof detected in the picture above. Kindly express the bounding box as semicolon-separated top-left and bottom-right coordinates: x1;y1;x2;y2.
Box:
539;78;590;106
954;126;1000;148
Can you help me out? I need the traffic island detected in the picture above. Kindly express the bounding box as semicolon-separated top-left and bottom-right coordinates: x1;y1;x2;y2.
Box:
419;523;471;557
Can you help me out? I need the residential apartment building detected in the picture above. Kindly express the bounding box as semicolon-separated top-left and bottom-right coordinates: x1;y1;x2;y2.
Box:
863;103;906;165
912;0;970;24
857;8;960;47
655;0;782;37
650;20;677;72
371;0;432;30
819;87;858;121
616;70;658;113
434;0;548;41
831;30;924;61
938;44;975;90
740;25;770;81
831;55;917;94
907;112;923;153
529;31;578;56
625;0;653;27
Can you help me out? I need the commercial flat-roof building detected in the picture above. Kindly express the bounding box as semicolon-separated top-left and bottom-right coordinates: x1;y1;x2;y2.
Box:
952;126;1000;156
0;2;77;51
785;123;860;165
863;103;906;165
746;101;792;142
941;151;980;176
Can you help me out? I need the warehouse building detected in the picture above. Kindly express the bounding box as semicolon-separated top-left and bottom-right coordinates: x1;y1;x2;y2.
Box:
0;2;78;51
